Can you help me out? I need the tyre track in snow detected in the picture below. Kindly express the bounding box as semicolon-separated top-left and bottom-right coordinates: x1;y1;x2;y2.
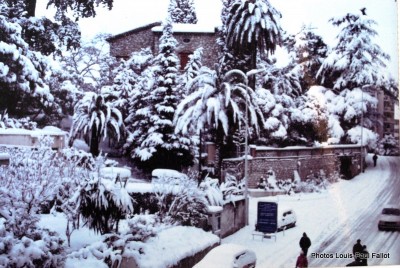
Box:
310;157;400;267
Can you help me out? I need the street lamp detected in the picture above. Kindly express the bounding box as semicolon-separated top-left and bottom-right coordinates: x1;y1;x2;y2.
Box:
243;69;264;226
360;87;365;173
244;76;250;226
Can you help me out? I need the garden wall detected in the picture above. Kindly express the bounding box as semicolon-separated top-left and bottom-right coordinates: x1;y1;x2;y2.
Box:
222;145;365;188
219;198;246;238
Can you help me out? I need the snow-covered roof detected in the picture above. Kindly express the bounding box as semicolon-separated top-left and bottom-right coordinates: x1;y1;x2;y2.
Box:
106;21;162;42
255;144;365;151
152;23;217;33
0;127;66;137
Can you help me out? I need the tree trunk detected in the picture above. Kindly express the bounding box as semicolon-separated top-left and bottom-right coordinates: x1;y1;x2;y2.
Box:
26;0;37;17
90;125;100;156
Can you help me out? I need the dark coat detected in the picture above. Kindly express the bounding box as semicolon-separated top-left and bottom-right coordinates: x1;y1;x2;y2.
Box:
299;236;311;249
353;242;363;255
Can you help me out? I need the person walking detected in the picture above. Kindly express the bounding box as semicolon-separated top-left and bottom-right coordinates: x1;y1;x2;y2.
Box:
373;153;378;167
352;239;363;261
299;232;312;256
296;251;308;268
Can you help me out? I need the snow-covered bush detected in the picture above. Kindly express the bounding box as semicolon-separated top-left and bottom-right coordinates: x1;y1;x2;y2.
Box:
125;215;170;241
199;176;224;206
347;126;378;149
67;240;122;268
0;137;69;267
0;220;66;268
220;173;245;200
0;136;64;228
77;177;135;234
0;111;37;130
153;177;208;228
67;215;170;267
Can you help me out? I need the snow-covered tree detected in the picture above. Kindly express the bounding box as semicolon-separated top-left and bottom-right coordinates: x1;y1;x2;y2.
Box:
316;11;392;144
285;25;328;91
318;11;390;91
378;134;399;155
168;0;198;24
70;92;124;156
225;0;283;76
289;90;330;144
125;21;195;172
255;87;292;144
183;47;203;92
175;67;264;177
0;4;54;119
53;34;117;93
77;175;134;234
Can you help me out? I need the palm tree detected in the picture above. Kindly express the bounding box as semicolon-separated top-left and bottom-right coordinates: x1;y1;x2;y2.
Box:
174;67;264;177
70;92;123;156
225;0;283;83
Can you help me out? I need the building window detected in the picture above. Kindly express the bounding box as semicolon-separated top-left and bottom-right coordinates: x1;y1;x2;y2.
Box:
179;52;192;70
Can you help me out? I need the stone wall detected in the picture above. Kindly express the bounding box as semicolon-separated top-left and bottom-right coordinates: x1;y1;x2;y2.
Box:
153;32;219;68
107;23;219;68
108;23;160;59
222;145;365;188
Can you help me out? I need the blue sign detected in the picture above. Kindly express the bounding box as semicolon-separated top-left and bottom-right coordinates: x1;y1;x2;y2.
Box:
257;202;278;233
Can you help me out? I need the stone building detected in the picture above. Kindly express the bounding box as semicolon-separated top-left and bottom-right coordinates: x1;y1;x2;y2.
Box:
106;22;220;69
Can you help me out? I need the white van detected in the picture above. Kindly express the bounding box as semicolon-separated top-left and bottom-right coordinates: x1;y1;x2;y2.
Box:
255;202;297;233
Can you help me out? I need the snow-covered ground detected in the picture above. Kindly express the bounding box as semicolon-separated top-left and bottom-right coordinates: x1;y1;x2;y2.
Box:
223;154;399;268
37;154;399;267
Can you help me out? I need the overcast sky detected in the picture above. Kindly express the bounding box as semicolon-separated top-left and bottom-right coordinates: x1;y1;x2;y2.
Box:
37;0;399;80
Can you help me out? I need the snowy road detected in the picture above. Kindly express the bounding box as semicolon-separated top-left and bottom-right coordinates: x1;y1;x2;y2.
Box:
222;155;400;268
311;156;400;267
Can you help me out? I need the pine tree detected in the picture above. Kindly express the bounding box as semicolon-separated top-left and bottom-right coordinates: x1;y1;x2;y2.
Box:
168;0;198;24
128;21;194;172
317;11;390;91
286;25;328;91
317;11;391;144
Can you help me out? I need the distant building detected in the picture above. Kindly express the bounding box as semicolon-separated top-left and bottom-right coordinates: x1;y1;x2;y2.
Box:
106;22;220;69
371;88;400;151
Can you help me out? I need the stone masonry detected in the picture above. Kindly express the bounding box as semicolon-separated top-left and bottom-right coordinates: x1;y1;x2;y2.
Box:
107;22;220;68
221;145;365;189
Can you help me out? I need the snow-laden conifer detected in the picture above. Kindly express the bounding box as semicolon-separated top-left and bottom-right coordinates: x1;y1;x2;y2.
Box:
168;0;198;24
317;11;390;91
125;20;195;172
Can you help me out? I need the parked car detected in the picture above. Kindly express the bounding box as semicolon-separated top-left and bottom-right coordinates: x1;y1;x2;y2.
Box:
194;243;256;268
378;204;400;231
278;207;297;231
